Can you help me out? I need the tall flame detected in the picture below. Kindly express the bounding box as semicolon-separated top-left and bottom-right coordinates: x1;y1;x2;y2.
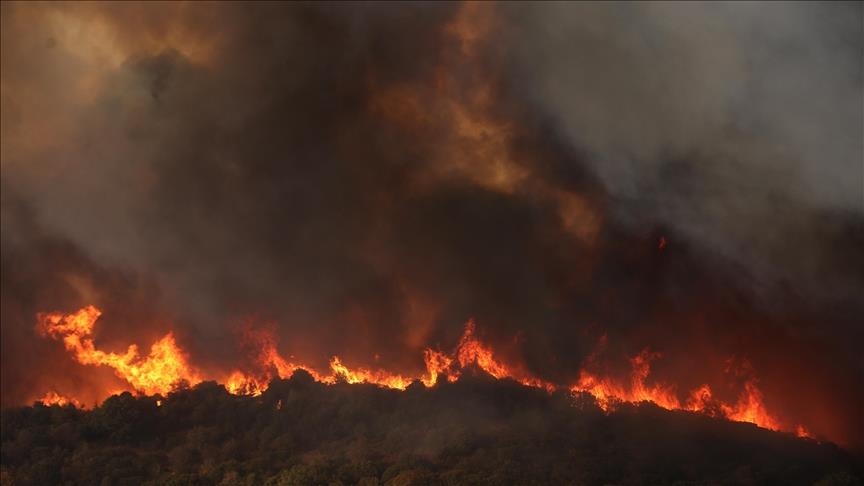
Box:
36;305;200;395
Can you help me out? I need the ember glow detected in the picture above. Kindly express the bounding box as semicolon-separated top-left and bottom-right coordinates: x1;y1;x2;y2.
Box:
35;305;811;438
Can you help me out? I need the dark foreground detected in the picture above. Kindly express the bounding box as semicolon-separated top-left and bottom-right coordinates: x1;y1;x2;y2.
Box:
1;372;861;486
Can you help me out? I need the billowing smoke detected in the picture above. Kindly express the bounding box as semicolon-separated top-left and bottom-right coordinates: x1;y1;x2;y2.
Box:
1;2;861;448
501;1;863;295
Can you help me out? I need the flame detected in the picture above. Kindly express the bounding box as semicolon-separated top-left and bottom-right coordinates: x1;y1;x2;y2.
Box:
36;391;80;407
685;384;715;411
14;2;821;445
720;381;782;432
35;305;812;440
224;370;269;397
570;349;799;434
454;320;556;392
221;318;553;395
329;357;413;390
222;326;337;396
796;425;813;439
574;350;681;411
456;320;512;379
36;305;200;396
422;349;456;387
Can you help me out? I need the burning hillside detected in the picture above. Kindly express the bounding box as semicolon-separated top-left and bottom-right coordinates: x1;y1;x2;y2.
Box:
1;1;863;483
33;304;809;440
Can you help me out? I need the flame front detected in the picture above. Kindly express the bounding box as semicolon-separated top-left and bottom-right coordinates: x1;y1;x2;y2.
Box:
35;304;812;441
223;318;549;394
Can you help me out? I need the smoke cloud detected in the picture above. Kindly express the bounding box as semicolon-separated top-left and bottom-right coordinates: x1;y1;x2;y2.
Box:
502;1;863;291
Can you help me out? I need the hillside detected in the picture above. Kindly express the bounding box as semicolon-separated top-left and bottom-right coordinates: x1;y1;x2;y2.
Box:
2;372;860;486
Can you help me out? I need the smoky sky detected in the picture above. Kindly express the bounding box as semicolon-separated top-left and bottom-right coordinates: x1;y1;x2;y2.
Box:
1;2;862;447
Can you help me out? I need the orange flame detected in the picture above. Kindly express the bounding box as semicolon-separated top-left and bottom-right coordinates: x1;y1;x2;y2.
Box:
224;370;269;397
37;305;200;396
35;305;811;440
35;391;80;407
222;318;553;395
574;350;681;411
422;349;456;387
454;320;556;391
329;357;413;390
21;2;817;443
796;425;813;439
570;349;803;434
456;320;511;379
720;381;782;431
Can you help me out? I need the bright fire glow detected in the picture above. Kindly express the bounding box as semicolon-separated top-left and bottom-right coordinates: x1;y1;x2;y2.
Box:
574;350;681;411
35;391;80;408
36;305;201;396
329;357;413;390
571;350;798;435
422;349;456;387
35;305;812;440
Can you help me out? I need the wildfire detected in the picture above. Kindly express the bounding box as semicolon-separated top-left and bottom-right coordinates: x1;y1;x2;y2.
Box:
224;370;269;397
6;0;830;452
222;318;549;394
329;357;413;390
720;381;782;432
35;305;812;440
35;391;80;408
570;349;800;435
36;305;201;396
574;350;681;411
422;349;456;387
453;320;557;392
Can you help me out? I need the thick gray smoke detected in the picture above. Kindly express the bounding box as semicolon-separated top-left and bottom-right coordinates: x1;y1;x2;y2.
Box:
502;1;863;296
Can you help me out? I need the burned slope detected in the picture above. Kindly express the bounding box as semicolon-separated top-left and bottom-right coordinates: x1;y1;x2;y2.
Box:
1;372;860;486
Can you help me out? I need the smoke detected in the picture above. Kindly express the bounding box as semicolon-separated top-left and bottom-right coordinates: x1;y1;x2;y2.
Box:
1;2;862;447
500;1;863;293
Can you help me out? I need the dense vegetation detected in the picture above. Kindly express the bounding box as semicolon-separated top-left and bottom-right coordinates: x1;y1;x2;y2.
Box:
1;372;861;485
